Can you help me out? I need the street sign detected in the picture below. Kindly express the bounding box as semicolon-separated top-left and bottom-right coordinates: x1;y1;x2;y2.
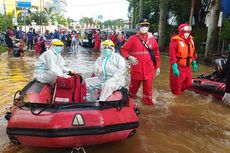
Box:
98;15;103;20
17;1;31;8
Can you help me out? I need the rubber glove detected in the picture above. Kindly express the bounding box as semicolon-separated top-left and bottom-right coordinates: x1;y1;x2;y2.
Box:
192;60;198;72
155;68;160;77
69;70;77;75
172;63;180;76
222;93;230;106
128;56;139;65
63;74;71;78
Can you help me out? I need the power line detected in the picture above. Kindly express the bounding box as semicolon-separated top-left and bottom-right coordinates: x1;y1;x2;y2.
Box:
66;0;128;7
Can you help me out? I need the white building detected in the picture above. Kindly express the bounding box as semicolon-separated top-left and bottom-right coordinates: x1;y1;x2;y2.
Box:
44;0;67;13
30;0;67;13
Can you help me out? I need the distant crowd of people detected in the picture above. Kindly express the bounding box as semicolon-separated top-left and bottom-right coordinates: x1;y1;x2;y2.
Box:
90;30;126;53
3;26;130;59
4;26;79;58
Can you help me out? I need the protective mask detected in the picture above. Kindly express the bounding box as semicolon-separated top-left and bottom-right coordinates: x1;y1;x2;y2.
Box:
53;46;63;55
184;33;190;39
140;27;149;34
102;48;112;57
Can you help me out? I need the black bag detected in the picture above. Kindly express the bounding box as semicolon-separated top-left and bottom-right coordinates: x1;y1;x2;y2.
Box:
139;38;157;66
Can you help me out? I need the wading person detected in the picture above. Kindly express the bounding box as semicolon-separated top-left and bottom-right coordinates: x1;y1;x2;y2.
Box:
169;24;198;95
120;19;160;105
93;30;101;52
5;27;14;55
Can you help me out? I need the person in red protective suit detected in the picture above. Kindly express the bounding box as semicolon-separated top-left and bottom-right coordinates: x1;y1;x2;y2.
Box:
93;30;101;52
120;19;160;105
109;31;118;46
169;23;198;95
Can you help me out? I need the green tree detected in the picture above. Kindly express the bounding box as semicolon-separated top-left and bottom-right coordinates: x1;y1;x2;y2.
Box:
169;0;190;24
66;17;74;28
220;20;230;42
158;0;169;51
43;7;55;24
103;19;125;29
79;17;94;26
0;14;13;32
205;0;221;61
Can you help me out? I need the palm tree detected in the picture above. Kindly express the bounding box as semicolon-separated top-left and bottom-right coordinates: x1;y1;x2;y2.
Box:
43;7;55;25
66;17;74;28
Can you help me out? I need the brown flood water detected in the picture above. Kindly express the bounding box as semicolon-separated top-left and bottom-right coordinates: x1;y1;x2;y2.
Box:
0;49;229;153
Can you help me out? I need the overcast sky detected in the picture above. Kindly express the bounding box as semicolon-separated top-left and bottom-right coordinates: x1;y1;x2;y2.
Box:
66;0;130;21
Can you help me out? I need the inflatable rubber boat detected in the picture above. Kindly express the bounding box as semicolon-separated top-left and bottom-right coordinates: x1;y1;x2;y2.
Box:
188;74;225;100
5;74;139;148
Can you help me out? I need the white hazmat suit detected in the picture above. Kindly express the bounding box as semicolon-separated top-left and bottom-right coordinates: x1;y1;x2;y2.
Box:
85;40;126;101
34;39;71;84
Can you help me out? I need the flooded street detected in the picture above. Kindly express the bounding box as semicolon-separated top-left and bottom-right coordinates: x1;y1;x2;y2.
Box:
0;47;229;153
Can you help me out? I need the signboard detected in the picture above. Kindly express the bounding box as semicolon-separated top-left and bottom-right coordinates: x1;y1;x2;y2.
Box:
5;0;15;15
97;15;103;20
17;1;31;8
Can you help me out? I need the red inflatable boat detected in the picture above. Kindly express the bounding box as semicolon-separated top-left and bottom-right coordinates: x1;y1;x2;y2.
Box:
5;75;139;148
188;77;225;100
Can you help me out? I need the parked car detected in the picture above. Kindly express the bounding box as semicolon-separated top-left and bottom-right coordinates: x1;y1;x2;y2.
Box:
122;29;138;41
79;28;100;47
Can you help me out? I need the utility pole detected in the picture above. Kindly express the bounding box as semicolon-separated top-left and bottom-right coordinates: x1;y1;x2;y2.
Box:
39;0;43;32
139;0;143;19
3;0;6;15
189;0;195;26
14;0;18;25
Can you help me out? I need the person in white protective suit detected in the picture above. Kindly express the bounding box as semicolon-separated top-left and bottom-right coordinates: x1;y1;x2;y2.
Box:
85;40;126;101
34;39;75;84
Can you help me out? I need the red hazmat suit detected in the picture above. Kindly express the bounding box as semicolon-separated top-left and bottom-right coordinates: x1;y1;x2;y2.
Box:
120;32;160;105
169;24;196;95
93;32;101;51
109;33;118;46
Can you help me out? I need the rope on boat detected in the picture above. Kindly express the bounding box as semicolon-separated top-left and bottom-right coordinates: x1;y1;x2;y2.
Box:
71;147;86;153
13;90;25;108
29;102;54;115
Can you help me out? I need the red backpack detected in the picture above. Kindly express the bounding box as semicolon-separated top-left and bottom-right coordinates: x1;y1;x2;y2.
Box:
53;74;86;104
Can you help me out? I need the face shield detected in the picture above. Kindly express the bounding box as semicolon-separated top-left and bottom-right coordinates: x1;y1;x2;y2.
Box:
179;25;192;39
101;40;115;57
52;45;63;55
51;39;64;55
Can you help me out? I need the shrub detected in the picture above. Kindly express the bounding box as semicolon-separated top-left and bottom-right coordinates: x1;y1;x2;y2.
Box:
220;20;230;42
192;27;207;54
